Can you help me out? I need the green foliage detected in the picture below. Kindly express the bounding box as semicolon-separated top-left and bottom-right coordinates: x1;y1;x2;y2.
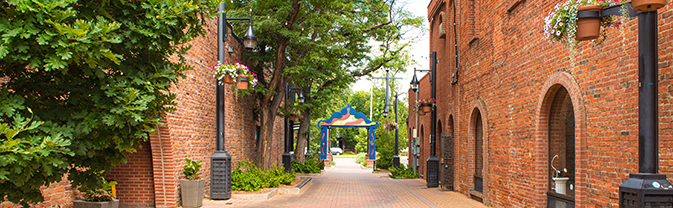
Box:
232;159;295;191
0;0;221;205
231;168;262;192
355;153;367;165
0;108;74;207
291;158;322;174
225;0;423;169
388;164;418;179
79;171;117;202
182;158;202;180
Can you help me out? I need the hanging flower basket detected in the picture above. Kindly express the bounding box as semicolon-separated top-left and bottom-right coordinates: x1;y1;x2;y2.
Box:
212;60;246;84
418;110;426;116
575;5;602;41
238;75;250;90
544;0;621;45
222;74;236;84
384;122;398;131
414;98;436;114
421;104;433;113
289;115;299;122
632;0;665;11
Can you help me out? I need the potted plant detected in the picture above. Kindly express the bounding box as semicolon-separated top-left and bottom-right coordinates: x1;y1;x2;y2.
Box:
416;98;436;113
237;69;258;90
212;60;246;84
544;0;621;44
384;121;398;131
180;158;204;208
74;171;119;208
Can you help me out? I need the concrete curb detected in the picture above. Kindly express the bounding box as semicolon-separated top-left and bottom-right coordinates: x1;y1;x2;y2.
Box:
232;177;313;200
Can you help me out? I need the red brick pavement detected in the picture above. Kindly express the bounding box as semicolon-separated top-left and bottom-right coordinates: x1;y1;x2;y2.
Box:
204;158;486;208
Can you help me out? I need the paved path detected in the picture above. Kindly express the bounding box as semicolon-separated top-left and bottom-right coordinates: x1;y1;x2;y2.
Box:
204;158;486;208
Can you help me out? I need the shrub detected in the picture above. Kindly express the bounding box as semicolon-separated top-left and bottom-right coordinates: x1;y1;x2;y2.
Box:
231;159;295;191
355;153;366;165
292;156;324;174
388;164;419;179
231;168;262;191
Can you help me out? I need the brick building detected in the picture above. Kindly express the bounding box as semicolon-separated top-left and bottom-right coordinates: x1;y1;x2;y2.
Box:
2;19;285;208
408;0;673;207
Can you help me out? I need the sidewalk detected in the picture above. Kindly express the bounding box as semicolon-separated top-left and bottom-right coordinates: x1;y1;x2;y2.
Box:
203;158;486;208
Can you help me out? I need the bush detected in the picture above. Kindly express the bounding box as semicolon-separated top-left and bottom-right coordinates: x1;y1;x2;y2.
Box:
388;164;419;179
292;156;324;174
355;153;366;165
231;159;295;191
231;168;262;191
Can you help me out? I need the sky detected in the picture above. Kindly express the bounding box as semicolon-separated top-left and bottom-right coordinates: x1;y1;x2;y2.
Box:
350;0;432;100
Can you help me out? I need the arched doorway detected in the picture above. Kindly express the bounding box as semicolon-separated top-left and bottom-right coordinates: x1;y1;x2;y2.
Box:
441;116;455;191
547;87;575;207
472;109;484;194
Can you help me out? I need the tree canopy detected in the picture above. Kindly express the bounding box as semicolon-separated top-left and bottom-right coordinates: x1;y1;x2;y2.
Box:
225;0;422;167
0;0;220;205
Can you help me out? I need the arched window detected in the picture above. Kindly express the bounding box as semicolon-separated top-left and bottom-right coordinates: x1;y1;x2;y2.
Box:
547;87;575;207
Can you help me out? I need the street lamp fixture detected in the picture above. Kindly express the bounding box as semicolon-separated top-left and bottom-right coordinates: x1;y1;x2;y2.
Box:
297;91;305;103
410;70;420;93
382;110;388;118
224;14;258;51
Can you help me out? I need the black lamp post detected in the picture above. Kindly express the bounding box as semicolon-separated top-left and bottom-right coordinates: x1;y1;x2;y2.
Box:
409;52;438;188
284;83;304;173
611;2;673;207
210;3;257;200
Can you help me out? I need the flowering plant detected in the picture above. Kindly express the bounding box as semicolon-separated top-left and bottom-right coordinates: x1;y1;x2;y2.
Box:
384;122;398;131
544;0;622;45
212;60;247;81
414;98;436;111
239;69;258;87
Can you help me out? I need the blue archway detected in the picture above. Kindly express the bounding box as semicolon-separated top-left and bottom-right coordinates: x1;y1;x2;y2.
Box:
317;104;379;160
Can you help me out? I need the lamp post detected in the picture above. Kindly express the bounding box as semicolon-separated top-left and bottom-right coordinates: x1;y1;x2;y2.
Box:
611;2;673;206
410;68;431;175
373;69;403;168
284;83;304;173
210;3;257;200
409;52;438;188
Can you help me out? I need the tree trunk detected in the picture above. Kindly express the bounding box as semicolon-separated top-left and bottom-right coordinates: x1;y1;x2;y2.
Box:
255;82;287;170
293;108;311;163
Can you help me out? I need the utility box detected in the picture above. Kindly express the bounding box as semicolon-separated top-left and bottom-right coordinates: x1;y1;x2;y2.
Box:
620;173;673;208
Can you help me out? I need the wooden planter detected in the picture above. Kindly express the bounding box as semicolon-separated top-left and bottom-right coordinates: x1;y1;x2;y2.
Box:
289;115;299;122
180;179;205;208
73;200;119;208
418;110;426;116
632;0;665;11
575;5;602;41
238;75;250;90
420;103;433;113
222;74;236;84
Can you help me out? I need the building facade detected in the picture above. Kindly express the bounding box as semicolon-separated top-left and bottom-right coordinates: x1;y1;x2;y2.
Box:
408;0;673;207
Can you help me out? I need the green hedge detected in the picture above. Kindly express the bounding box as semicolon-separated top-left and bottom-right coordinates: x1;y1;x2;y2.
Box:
231;160;295;192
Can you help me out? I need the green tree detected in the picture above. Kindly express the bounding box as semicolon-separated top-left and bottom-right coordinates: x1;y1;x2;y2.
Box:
0;0;220;206
226;0;422;167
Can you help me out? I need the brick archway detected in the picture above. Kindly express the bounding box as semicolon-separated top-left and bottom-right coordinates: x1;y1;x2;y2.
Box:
467;99;488;203
533;72;587;208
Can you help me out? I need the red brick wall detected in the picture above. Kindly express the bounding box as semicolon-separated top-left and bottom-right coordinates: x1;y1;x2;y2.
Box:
107;141;155;208
412;0;673;207
1;176;80;208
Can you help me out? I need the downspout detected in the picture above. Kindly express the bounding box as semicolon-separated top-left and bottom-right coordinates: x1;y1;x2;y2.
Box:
154;126;168;206
451;0;460;85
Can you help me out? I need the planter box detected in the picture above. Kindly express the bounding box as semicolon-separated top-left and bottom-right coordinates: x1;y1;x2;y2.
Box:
180;179;205;208
73;200;119;208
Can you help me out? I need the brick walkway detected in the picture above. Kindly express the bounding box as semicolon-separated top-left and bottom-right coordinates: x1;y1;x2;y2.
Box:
203;158;486;208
